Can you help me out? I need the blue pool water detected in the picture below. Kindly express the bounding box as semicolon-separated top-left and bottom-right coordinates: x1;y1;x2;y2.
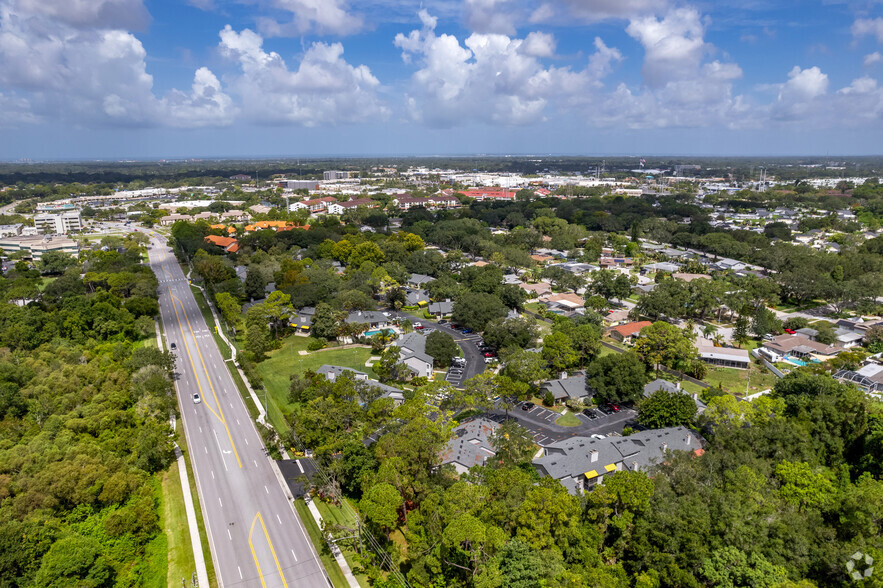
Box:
366;328;395;337
786;356;821;366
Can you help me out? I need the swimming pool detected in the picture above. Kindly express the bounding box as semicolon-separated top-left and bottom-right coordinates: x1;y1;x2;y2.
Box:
786;356;820;367
365;328;395;337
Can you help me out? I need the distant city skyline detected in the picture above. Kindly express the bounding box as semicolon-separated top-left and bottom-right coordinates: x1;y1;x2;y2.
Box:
1;0;883;159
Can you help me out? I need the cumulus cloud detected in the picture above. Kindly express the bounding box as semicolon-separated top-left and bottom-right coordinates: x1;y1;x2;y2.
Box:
865;51;882;66
256;0;364;37
13;0;149;30
767;66;828;121
0;0;234;127
394;12;617;127
218;25;387;125
853;17;883;43
626;8;707;88
464;0;519;35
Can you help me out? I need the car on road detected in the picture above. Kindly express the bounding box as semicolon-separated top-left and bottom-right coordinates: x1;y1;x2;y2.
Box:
437;319;448;324
192;393;201;404
521;402;535;411
582;409;598;419
170;342;177;350
414;322;424;330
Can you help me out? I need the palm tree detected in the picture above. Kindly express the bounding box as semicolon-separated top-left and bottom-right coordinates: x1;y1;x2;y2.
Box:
703;323;717;340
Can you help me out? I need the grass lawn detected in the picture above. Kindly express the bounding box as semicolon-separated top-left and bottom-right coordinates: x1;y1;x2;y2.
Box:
313;499;371;587
555;412;582;427
37;276;56;291
293;499;354;588
598;345;621;358
703;362;779;396
255;336;378;431
161;460;197;587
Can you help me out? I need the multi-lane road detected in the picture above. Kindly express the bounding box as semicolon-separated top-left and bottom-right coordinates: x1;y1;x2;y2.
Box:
148;232;330;588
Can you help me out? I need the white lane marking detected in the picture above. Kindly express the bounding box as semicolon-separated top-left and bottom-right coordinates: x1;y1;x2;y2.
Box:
219;497;223;507
291;549;297;562
211;470;215;480
238;567;242;579
204;446;207;454
230;402;234;409
296;460;304;474
236;419;240;425
244;438;249;446
264;485;269;494
213;429;229;472
277;514;282;525
199;426;202;433
227;529;232;540
253;459;258;467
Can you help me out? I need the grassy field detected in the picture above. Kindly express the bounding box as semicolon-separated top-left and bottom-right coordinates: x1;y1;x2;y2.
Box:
294;500;354;588
703;361;779;396
255;336;378;431
556;412;582;426
313;499;370;587
161;459;198;587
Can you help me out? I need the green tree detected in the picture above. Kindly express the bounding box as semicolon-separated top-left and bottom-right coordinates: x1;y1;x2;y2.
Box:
774;461;835;511
482;317;538;351
452;292;508;331
488;420;535;467
501;348;550;387
425;330;459;368
34;535;114;588
245;304;271;360
215;291;244;330
244;266;267;301
733;315;750;347
638;390;697;429
311;303;341;340
701;546;788;588
633;321;697;376
541;331;578;372
586;352;648;405
361;483;402;538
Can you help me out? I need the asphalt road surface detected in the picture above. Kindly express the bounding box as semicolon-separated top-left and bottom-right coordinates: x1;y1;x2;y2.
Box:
393;312;486;385
487;403;638;446
149;233;330;588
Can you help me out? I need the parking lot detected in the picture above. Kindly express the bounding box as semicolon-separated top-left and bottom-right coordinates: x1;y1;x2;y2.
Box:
487;401;638;445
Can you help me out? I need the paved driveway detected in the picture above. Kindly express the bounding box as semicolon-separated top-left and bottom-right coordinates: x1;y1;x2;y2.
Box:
393;313;485;386
487;403;638;445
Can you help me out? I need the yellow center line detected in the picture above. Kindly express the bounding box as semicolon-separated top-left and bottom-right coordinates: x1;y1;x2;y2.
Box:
168;289;243;468
169;289;223;423
249;514;268;588
250;512;289;588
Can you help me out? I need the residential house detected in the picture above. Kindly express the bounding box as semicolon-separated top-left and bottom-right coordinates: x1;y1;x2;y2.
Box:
534;427;703;495
603;309;631;326
408;273;436;288
346;311;390;330
696;342;750;369
315;365;405;405
203;235;240;253
327;198;377;216
220;210;250;223
672;273;711;283
439;418;500;475
540;372;590;404
459;188;516;201
291;197;337;214
530;254;554;264
834;363;883;397
540;292;586;314
428;300;453;318
643;379;707;414
762;334;843;362
393;332;434;378
404;288;429;307
519;282;553;298
608;321;653;344
642;262;681;273
290;307;315;332
249;204;273;215
795;327;819;340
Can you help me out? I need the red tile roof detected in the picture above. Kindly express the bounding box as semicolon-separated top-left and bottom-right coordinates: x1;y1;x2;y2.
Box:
611;321;653;338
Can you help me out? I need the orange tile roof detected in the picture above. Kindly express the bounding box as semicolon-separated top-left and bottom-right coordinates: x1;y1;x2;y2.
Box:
210;224;226;230
611;321;653;338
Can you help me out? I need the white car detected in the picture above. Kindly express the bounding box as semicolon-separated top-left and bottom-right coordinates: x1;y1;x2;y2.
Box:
192;393;201;404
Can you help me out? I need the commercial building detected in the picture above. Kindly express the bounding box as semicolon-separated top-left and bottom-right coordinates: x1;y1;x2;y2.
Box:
324;170;358;181
33;210;83;234
0;235;79;259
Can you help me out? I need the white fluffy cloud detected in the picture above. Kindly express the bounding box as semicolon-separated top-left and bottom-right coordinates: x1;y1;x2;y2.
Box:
13;0;149;30
0;0;234;127
626;8;707;88
865;51;883;66
531;0;660;24
394;13;616;127
256;0;364;37
218;26;387;125
853;17;883;43
464;0;520;35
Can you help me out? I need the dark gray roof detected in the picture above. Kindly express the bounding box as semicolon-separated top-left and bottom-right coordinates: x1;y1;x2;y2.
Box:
439;418;499;469
315;365;405;403
796;327;819;337
534;426;702;487
346;310;389;324
409;273;435;286
395;332;434;367
643;378;679;396
541;373;589;401
428;300;453;314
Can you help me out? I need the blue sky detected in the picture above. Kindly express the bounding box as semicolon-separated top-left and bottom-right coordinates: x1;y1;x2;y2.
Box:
1;0;883;159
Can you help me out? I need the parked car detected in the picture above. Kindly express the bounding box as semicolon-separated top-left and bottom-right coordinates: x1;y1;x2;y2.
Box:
590;434;606;440
483;352;497;358
437;319;448;324
597;404;614;415
414;322;424;330
582;409;598;419
607;403;621;412
450;324;462;330
461;327;473;334
192;393;201;404
521;402;535;411
784;328;795;334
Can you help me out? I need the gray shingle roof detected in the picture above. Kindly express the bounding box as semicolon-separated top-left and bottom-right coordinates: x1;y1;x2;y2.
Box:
541;373;589;401
439;418;499;469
